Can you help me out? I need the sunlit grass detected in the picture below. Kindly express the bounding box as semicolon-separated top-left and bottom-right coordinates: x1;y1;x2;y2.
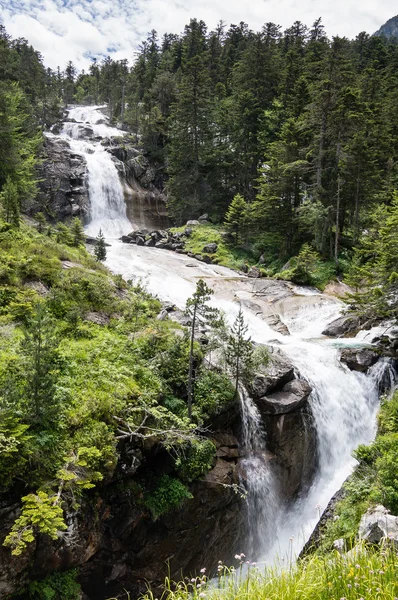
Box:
134;542;398;600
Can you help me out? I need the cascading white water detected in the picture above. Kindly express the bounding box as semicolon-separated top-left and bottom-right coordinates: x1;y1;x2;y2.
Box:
239;385;281;556
54;106;397;567
59;105;132;238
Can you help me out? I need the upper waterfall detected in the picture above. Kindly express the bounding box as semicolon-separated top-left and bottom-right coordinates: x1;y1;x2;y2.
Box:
60;105;132;238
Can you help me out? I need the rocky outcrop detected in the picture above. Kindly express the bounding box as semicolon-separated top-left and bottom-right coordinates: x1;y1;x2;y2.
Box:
0;435;245;600
340;348;379;373
248;348;317;499
34;136;89;221
359;505;398;546
322;314;363;337
255;380;312;416
374;15;398;39
248;347;295;398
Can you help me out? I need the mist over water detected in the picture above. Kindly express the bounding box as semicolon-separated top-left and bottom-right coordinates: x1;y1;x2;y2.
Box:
57;106;396;566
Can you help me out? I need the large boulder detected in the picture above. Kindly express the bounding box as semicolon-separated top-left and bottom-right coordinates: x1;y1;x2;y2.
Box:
340;348;379;373
202;243;218;254
255;380;312;416
359;505;398;546
322;314;362;337
248;347;295;399
247;266;261;278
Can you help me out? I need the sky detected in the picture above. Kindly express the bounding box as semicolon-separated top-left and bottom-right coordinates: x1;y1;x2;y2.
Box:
0;0;396;71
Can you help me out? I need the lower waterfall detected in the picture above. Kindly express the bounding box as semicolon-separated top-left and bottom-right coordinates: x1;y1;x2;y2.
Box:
57;104;396;565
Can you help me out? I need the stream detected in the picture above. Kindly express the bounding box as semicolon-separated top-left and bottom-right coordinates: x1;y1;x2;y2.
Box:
56;105;395;566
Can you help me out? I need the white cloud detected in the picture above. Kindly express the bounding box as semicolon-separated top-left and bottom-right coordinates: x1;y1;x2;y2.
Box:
0;0;396;71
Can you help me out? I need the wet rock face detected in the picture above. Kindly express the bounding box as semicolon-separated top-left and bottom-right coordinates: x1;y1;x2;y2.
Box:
322;314;362;337
248;347;317;500
248;347;295;397
256;380;312;415
33;136;89;221
340;348;379;373
263;407;317;499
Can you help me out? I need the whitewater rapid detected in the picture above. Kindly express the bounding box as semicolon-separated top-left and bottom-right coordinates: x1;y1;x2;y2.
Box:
59;105;390;565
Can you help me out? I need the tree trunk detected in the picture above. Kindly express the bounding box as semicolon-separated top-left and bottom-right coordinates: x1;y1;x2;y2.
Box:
187;305;197;420
334;138;341;264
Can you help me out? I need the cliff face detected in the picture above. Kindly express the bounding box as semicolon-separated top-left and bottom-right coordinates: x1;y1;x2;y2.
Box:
374;15;398;39
0;429;246;600
34;134;169;230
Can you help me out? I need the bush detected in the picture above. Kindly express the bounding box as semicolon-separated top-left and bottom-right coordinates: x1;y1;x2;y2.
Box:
144;474;192;520
175;438;216;483
25;569;81;600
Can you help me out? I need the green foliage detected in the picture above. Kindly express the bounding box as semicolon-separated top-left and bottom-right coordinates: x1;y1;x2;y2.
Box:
320;391;398;550
225;306;254;395
0;177;20;228
224;194;248;244
3;491;67;556
144;474;192;520
171;224;254;271
276;244;336;289
347;194;398;319
185;279;219;419
94;228;107;262
69;218;85;247
194;370;236;420
0;414;31;488
175;438;216;483
140;542;398;600
25;569;81;600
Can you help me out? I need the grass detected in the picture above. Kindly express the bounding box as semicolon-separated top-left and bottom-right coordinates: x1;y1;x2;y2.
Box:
171;224;256;271
135;542;398;600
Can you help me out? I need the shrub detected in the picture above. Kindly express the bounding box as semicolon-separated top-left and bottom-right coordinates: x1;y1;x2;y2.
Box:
144;474;192;520
175;438;216;483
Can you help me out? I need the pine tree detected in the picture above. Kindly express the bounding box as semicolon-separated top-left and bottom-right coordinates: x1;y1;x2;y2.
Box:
225;306;253;397
70;217;85;247
0;177;19;227
35;211;47;233
94;229;107;262
185;279;219;419
21;304;60;424
224;193;248;244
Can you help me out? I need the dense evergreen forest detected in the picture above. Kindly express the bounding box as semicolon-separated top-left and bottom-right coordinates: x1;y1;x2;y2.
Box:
2;18;398;318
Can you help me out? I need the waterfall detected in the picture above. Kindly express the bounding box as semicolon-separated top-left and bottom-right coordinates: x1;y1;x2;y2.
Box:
53;105;397;568
60;105;132;238
238;385;281;557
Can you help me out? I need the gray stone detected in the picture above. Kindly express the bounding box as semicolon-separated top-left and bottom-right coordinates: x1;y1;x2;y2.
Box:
248;266;261;278
186;220;200;226
249;347;295;398
322;314;362;337
340;348;379;373
203;243;218;254
136;236;145;246
157;309;169;321
120;235;134;244
85;312;110;326
333;538;346;554
359;505;398;546
256;380;312;415
184;227;193;237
